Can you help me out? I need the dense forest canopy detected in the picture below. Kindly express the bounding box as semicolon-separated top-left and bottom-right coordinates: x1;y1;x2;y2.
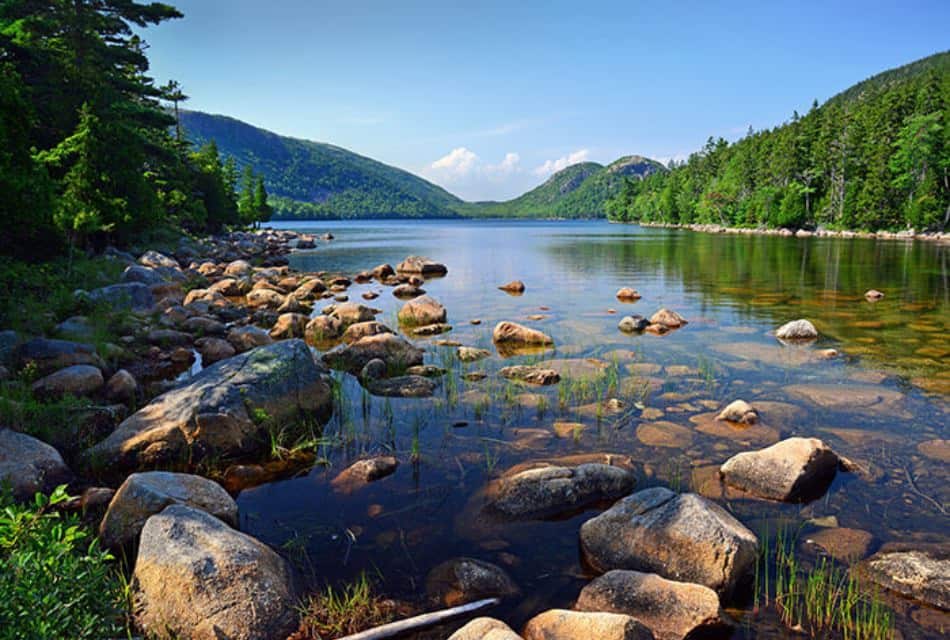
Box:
605;51;950;231
0;0;270;259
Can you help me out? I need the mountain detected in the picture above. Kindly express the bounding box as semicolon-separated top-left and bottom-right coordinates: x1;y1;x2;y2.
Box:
179;111;463;219
179;110;665;220
460;156;665;218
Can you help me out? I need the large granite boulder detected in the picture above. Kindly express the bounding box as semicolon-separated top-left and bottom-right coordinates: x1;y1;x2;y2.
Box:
719;437;839;502
524;609;654;640
100;471;237;548
398;295;447;326
448;618;521;640
87;282;154;311
858;544;949;611
396;255;448;276
580;487;758;597
575;570;729;640
85;340;332;469
31;364;104;398
0;428;72;501
486;462;635;520
133;505;298;640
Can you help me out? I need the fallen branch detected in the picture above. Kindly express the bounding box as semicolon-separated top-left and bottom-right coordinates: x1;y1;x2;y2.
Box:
335;597;500;640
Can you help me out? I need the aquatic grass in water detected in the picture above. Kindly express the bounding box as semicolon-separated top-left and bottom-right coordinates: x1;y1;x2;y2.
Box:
753;524;893;640
298;572;395;639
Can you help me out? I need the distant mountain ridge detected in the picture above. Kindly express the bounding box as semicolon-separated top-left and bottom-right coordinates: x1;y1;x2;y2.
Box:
179;110;661;219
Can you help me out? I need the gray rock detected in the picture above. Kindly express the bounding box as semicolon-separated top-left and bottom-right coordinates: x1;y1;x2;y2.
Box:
393;284;426;299
195;337;236;365
105;369;138;402
580;487;758;597
55;316;96;341
720;437;839;502
618;315;649;333
0;429;72;501
84;340;331;469
100;471;237;548
575;570;728;640
18;337;105;374
87;282;154;311
365;374;437;398
31;364;104;397
487;462;635;520
396;255;448;276
458;346;491;362
134;505;298;640
425;557;520;607
122;265;165;286
775;319;818;341
323;333;424;375
226;326;273;352
858;544;949;610
524;609;653;640
138;250;180;270
499;365;560;385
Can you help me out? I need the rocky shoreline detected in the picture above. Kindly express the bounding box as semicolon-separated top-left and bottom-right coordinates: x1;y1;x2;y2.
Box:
0;227;946;639
636;220;950;243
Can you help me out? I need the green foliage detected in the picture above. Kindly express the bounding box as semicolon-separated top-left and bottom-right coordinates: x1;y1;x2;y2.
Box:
299;573;395;639
607;51;950;231
0;486;129;639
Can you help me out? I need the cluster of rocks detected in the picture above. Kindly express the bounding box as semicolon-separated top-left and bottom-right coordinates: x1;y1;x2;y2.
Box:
640;221;950;243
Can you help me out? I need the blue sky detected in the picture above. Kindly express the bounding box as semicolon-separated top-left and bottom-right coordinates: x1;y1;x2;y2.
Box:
143;1;950;201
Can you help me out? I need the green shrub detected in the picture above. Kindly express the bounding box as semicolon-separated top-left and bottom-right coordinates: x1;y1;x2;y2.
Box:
0;486;130;639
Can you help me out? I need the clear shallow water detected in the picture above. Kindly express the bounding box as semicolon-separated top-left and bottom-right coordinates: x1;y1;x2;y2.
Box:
239;220;948;637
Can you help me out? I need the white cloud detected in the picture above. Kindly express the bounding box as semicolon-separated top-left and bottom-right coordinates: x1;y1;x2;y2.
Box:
422;148;526;200
532;149;590;177
486;152;520;175
430;147;480;177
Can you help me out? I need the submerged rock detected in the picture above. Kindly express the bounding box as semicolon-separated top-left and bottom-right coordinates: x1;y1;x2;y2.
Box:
85;340;331;469
499;365;560;385
524;609;653;640
486;462;635;520
134;504;298;640
580;487;758;597
802;527;874;563
425;557;520;607
575;570;728;640
775;318;818;341
719;437;840;502
100;471;237;548
858;544;949;611
332;456;398;493
458;346;492;362
365;374;437;397
409;322;453;337
0;428;72;501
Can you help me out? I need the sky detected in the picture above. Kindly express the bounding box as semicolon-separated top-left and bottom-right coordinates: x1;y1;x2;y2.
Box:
142;1;950;201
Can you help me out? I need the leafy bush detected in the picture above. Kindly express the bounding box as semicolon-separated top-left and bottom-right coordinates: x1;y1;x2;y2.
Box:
0;486;129;639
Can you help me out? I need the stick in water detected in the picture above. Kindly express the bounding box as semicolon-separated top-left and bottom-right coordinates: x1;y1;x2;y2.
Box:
335;597;500;640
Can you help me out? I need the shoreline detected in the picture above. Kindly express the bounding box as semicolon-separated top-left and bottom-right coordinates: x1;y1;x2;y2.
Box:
634;221;950;243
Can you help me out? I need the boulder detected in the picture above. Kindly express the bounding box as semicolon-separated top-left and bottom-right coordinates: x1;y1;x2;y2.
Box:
269;312;309;339
31;364;103;397
122;264;166;286
425;557;520;607
616;288;642;302
365;374;437;398
330;302;381;327
409;322;453;336
293;278;327;300
716;399;758;424
618;315;649;333
194;337;236;365
575;570;728;640
134;505;298;640
147;328;192;347
486;462;635;520
0;428;72;501
858;544;949;610
331;456;399;493
183;316;227;336
398;295;447;326
208;277;244;297
304;314;343;342
18;337;105;374
499;365;560;385
87;282;154;311
649;309;687;328
775;319;818;341
580;487;758;597
139;250;180;269
224;259;252;277
342;321;393;345
245;288;284;310
719;437;839;502
448;618;521;640
55;315;96;341
323;333;424;375
393;284;426;299
492;321;554;346
864;289;885;302
499;280;526;294
100;471;237;548
84;340;331;469
397;255;448;276
524;609;653;640
372;264;396;280
459;347;492;362
226;326;273;352
105;369;138;402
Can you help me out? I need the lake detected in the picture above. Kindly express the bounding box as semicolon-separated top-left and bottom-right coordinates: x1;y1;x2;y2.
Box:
239;219;948;638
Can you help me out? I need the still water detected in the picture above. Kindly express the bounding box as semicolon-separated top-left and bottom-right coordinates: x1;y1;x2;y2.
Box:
240;220;948;637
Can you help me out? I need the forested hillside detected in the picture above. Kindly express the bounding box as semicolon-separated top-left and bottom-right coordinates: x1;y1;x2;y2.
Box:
180;111;463;219
0;2;271;259
606;51;950;231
